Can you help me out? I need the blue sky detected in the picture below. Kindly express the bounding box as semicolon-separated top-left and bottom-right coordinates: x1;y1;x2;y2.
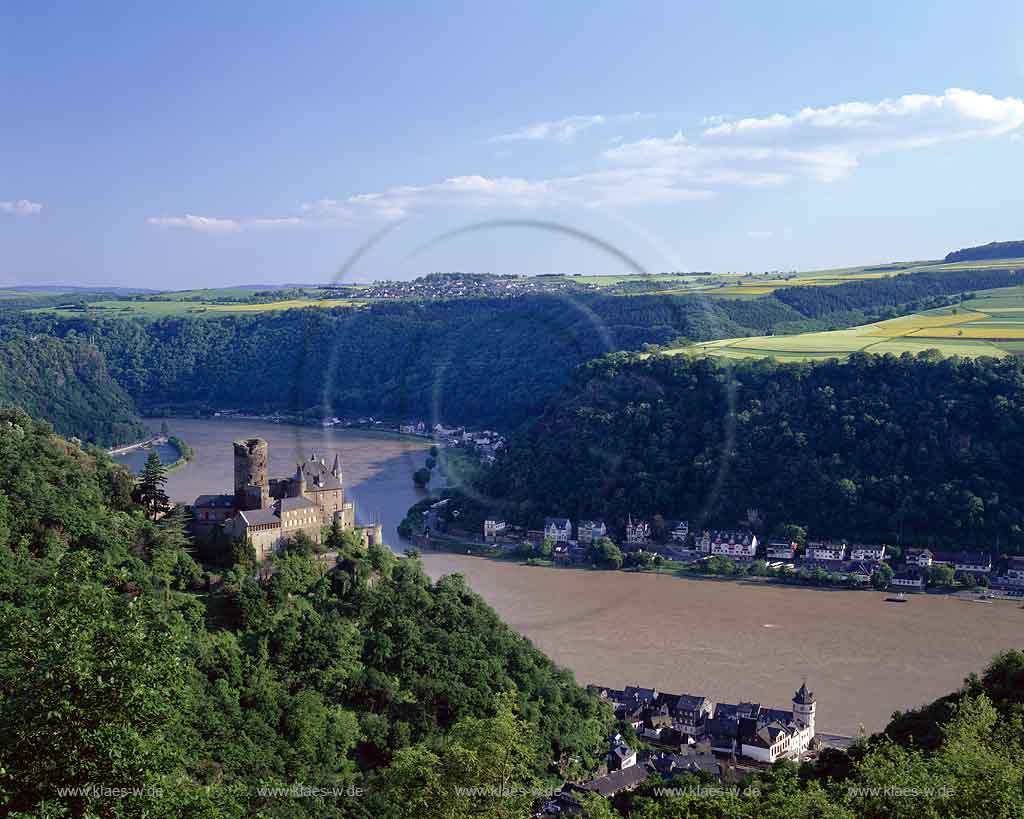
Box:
2;0;1023;288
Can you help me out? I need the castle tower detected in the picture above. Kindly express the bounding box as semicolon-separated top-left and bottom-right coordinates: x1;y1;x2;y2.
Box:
294;463;307;497
331;452;342;483
233;438;269;510
793;681;816;735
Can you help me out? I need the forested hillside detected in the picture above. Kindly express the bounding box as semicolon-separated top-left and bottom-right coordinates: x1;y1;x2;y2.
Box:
945;240;1024;263
772;266;1022;318
1;408;1021;818
15;264;1020;434
481;351;1024;550
0;330;144;445
25;295;772;430
0;408;608;818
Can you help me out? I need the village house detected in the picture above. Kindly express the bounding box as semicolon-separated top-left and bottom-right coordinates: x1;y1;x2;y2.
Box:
669;520;690;542
607;737;638;771
766;540;797;560
577;519;607;545
891;567;925;590
905;548;934;567
483;518;507;541
932;550;993;575
543;517;573;543
849;544;886;562
807;541;846;562
1005;557;1024;586
625;516;651;546
709;530;758;559
656;693;714;735
694;530;712;553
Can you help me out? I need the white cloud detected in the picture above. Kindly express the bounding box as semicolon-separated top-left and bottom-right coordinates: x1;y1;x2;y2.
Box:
605;89;1024;187
147;214;242;233
491;112;646;144
703;88;1024;146
147;89;1024;231
0;199;43;216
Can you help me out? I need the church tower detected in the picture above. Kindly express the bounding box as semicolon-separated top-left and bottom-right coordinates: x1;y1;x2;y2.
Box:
793;682;816;735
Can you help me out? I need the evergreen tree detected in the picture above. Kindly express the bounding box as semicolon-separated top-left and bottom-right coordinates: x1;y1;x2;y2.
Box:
136;450;170;520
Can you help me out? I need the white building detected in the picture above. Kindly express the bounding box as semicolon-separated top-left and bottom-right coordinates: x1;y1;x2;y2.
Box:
483;519;507;541
807;542;846;562
670;520;690;542
1005;557;1024;586
544;517;573;543
849;544;886;562
710;530;758;559
578;519;607;545
766;541;796;560
890;568;924;590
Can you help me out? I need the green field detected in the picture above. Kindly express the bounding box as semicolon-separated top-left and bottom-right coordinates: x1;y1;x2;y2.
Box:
673;285;1024;362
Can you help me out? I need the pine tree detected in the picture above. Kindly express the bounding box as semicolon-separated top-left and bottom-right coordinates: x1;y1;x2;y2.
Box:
136;450;170;521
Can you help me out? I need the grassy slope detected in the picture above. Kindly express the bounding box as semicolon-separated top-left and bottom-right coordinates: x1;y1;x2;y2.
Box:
674;284;1024;362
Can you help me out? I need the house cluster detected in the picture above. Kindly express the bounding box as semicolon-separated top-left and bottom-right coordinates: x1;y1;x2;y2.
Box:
540;681;818;811
396;422;506;462
889;547;996;590
353;271;597;301
592;682;816;765
480;511;1024;591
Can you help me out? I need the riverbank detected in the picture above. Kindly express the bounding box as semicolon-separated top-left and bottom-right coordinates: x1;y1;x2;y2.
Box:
414;535;1023;599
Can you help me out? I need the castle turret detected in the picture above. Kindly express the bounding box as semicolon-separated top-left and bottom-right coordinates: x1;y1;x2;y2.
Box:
233;438;269;510
793;681;816;735
331;452;342;481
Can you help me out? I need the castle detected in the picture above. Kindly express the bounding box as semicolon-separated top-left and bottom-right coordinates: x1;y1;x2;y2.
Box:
192;437;382;561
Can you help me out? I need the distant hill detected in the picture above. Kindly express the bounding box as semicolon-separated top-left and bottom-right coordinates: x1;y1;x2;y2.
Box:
945;240;1024;263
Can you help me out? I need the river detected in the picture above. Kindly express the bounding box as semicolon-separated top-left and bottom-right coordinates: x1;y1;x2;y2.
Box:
116;417;1023;736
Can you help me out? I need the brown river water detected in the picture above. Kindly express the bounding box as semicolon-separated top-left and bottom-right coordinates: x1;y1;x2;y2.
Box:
122;418;1023;736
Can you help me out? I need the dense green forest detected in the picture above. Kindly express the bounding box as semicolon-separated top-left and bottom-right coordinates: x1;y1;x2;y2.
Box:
772;266;1022;318
19;295;772;430
480;351;1024;551
4;264;1017;439
0;408;608;818
945;240;1024;263
0;330;144;445
1;408;1021;818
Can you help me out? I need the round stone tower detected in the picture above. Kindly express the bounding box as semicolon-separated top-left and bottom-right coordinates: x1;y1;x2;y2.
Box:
233;438;269;510
793;681;816;734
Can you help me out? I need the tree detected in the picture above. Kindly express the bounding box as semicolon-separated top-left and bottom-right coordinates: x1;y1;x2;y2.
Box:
413;467;432;487
773;523;807;548
135;450;170;520
871;562;894;590
590;537;623;570
926;564;955;588
0;552;189;815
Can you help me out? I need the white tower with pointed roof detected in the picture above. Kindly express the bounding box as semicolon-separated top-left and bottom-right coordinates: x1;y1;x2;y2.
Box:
793;682;816;735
